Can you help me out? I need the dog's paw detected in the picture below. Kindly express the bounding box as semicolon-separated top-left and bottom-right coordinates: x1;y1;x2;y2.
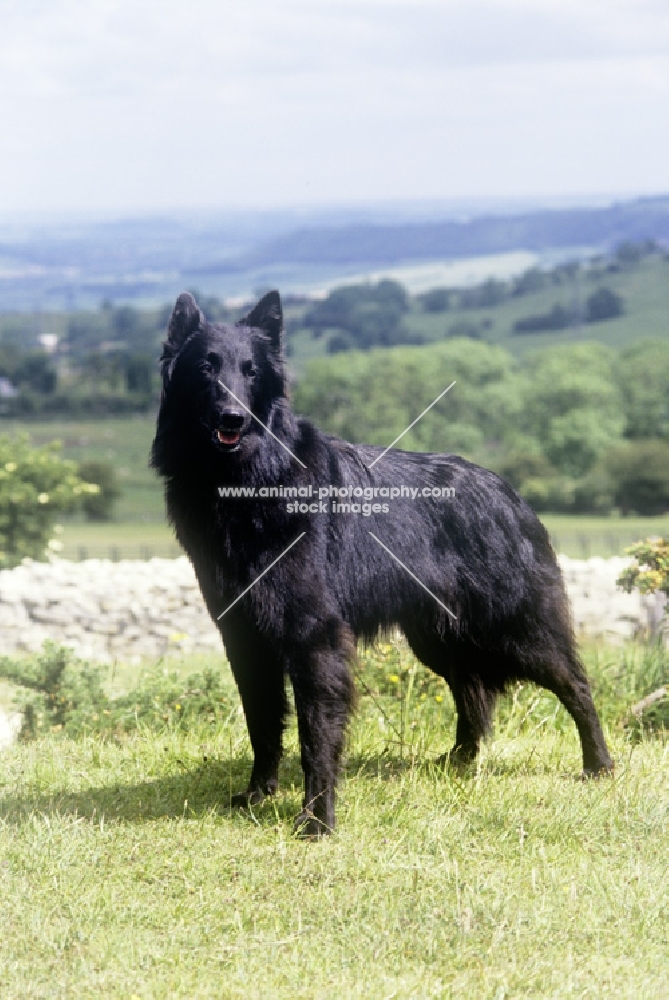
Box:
436;745;478;773
292;810;332;840
230;788;266;808
580;761;614;780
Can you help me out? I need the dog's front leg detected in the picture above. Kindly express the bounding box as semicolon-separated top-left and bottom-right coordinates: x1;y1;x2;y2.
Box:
289;618;355;839
220;614;288;806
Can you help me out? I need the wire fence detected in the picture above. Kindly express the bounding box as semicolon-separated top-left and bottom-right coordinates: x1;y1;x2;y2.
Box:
58;531;663;563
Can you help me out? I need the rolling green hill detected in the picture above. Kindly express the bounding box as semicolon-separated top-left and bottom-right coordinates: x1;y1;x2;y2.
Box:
286;253;669;372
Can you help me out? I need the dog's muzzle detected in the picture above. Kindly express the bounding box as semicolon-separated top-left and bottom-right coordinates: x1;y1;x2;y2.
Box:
216;410;245;448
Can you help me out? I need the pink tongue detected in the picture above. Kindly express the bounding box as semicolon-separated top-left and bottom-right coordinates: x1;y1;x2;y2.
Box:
217;429;240;445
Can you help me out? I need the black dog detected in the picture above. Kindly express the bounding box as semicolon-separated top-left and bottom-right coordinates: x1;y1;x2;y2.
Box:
151;290;612;837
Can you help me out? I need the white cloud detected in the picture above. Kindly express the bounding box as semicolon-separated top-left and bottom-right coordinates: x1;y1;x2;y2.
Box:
0;0;667;211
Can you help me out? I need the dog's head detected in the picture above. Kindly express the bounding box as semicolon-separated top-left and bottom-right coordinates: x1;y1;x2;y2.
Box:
152;290;289;475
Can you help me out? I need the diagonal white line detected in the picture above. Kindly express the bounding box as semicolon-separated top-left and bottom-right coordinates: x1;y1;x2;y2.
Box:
368;381;456;468
368;532;457;621
218;379;307;469
217;532;306;620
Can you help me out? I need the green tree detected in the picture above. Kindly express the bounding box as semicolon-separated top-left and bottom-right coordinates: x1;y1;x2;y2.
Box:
585;287;624;323
617;341;669;439
302;280;410;350
605;440;669;516
0;436;98;567
77;460;121;522
417;288;450;313
521;343;624;477
125;353;153;395
294;339;521;464
12;352;57;393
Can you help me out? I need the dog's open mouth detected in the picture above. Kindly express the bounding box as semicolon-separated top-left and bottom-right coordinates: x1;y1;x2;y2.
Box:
216;428;241;448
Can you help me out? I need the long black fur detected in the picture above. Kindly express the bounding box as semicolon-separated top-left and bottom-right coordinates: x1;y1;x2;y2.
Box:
151;290;613;837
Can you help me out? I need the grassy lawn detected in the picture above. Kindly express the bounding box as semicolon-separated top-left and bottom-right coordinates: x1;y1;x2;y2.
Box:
56;521;179;560
0;641;667;998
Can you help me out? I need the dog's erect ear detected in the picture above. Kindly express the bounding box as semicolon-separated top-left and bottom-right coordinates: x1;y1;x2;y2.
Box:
167;292;204;349
159;292;204;385
241;290;283;351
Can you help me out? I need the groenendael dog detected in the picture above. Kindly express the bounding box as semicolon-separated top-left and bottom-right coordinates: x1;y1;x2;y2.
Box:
151;290;612;837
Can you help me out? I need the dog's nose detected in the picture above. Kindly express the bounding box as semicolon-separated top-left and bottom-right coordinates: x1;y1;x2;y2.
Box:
219;410;245;430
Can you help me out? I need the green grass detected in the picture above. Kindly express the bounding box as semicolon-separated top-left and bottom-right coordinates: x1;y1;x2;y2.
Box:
541;515;669;559
55;521;179;560
1;640;667;998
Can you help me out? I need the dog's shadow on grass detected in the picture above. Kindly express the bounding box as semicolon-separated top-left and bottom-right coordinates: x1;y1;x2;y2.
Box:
0;745;560;828
0;753;285;827
0;749;422;828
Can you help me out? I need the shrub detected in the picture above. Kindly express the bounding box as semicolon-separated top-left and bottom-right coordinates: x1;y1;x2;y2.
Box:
585;287;624;323
496;451;554;492
417;288;450;313
0;435;98;567
617;538;669;597
513;304;571;334
446;320;482;340
77;460;121;521
0;643;234;740
605;440;669;515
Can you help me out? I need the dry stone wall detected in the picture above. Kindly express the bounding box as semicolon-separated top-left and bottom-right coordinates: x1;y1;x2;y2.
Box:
0;555;664;666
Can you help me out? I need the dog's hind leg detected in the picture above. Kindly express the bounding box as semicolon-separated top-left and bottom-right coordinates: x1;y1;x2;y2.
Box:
289;618;356;839
446;672;497;767
221;617;289;806
522;653;613;776
404;628;495;768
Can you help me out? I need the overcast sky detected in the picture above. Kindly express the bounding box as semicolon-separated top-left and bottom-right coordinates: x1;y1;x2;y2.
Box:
1;0;668;215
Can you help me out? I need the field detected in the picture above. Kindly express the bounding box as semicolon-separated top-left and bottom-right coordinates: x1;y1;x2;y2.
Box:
0;640;667;998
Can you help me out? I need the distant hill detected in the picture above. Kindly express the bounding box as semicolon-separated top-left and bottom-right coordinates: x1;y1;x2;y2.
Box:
0;195;668;311
245;196;669;267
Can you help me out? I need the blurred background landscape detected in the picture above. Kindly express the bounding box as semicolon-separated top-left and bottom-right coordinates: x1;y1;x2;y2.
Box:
0;194;667;558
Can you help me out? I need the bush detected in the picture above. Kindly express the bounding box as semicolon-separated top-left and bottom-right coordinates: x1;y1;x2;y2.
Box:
519;476;576;514
604;440;669;515
496;451;554;492
417;288;450;313
585;287;624;323
513;304;571;334
446;321;482;340
77;460;121;521
616;340;669;440
458;278;507;309
512;267;546;296
302;280;410;350
617;538;669;597
0;643;234;740
0;435;98;567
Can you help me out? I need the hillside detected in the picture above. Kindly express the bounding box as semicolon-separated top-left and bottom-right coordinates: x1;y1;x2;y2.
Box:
286;252;669;371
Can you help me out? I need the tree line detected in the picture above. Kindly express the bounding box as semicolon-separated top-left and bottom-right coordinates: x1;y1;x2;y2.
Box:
294;338;669;516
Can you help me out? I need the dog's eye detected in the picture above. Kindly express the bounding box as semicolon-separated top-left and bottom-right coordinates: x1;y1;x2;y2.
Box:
242;361;258;379
200;353;220;375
